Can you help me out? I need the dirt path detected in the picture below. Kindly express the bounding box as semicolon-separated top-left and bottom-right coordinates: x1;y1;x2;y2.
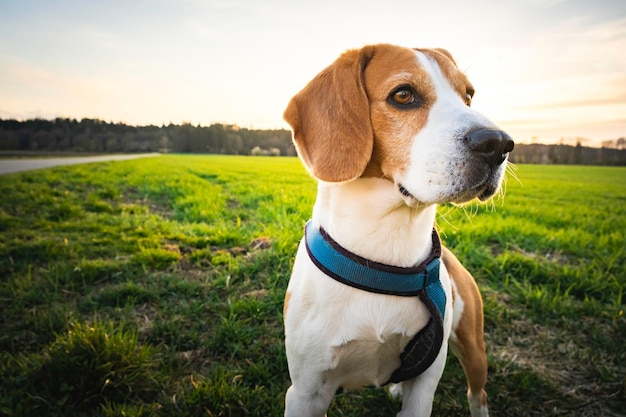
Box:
0;153;160;175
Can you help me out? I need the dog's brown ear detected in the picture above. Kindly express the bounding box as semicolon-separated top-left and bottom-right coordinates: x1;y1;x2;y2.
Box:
284;47;375;182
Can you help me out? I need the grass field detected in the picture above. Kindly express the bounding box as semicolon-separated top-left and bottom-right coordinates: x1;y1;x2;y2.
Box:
0;154;624;417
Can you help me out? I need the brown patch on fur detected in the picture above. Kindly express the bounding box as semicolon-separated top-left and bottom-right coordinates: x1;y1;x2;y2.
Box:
283;46;376;182
363;45;435;179
442;246;489;401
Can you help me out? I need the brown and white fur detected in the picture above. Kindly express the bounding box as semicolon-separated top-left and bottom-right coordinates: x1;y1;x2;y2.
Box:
282;44;513;417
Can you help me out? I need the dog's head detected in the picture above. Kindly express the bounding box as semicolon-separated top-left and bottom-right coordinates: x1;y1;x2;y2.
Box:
284;44;514;205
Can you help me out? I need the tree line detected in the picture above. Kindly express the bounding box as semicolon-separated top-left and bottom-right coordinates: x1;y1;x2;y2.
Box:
508;141;625;165
0;118;295;156
0;118;624;165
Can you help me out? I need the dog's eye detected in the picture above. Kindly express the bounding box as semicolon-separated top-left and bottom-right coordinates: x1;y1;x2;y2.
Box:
392;88;415;105
389;86;421;108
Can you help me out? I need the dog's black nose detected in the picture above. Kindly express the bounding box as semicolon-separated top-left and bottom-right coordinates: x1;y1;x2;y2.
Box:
465;129;514;168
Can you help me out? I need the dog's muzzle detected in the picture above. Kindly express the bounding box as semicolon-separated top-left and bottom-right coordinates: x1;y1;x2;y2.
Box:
464;128;514;168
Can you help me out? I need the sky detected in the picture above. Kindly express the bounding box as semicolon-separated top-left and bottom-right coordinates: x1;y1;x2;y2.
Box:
0;0;625;145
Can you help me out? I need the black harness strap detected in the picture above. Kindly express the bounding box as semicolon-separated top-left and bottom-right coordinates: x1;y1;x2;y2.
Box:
385;292;444;384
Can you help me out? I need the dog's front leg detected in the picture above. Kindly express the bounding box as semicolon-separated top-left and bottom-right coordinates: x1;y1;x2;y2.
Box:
284;377;337;417
396;340;449;417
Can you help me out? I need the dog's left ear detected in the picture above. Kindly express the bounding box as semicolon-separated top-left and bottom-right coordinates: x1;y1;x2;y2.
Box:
284;46;375;182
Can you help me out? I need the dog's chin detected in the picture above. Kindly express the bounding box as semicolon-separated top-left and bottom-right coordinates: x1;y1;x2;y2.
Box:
451;183;499;204
398;172;504;206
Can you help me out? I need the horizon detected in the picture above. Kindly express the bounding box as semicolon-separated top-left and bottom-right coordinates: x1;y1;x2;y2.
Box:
3;116;624;149
1;0;625;146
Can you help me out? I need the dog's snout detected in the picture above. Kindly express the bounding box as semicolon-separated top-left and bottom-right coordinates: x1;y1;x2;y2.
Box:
465;129;514;168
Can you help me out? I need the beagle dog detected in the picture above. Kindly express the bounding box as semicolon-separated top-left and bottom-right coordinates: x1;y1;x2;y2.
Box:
282;44;513;417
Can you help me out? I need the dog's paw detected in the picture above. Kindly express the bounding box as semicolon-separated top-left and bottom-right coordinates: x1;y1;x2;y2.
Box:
387;383;403;399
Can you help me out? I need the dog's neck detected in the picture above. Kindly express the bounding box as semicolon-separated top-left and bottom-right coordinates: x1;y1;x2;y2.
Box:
311;178;437;268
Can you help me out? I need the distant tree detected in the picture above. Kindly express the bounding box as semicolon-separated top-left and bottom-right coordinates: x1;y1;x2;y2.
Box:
574;141;583;164
159;136;172;153
601;140;615;148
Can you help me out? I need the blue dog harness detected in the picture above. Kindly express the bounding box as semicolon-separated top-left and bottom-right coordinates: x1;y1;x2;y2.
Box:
304;221;446;384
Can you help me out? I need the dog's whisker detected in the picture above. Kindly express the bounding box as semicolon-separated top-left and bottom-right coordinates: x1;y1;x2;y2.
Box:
460;204;474;222
506;161;522;186
489;198;497;213
436;205;459;236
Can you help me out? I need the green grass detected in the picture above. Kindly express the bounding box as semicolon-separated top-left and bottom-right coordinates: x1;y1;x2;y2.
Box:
0;155;624;417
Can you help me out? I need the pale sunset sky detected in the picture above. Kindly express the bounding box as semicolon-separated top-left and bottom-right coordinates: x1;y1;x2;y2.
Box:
1;0;625;145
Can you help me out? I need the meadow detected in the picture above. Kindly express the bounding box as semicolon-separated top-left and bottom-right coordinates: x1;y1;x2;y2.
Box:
0;154;624;417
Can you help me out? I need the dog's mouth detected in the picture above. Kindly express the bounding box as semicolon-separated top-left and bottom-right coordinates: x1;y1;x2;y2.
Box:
398;183;429;206
477;182;499;201
397;184;427;207
465;178;496;202
398;184;413;198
